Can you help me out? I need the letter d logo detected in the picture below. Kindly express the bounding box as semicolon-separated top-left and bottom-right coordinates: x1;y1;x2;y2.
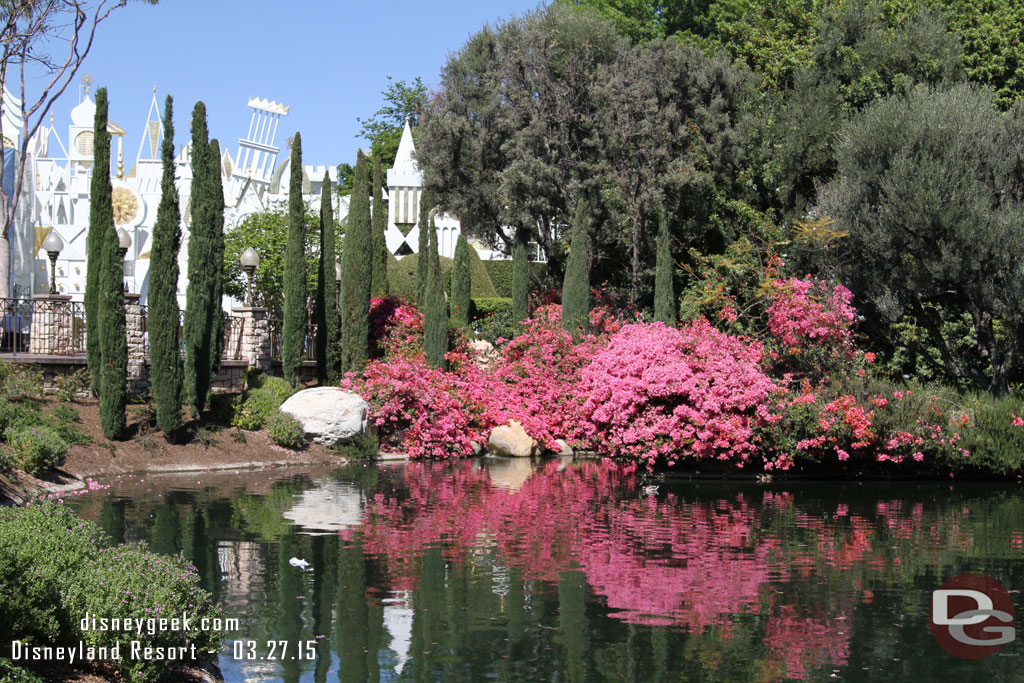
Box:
931;573;1015;659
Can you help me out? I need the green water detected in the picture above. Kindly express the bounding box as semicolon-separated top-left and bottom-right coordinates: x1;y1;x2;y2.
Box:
66;459;1024;682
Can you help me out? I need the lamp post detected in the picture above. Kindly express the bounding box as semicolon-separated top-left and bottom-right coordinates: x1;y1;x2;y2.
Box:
240;247;260;307
116;228;132;292
41;231;64;295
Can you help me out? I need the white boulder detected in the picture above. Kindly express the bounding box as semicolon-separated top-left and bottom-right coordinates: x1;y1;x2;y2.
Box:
278;388;370;446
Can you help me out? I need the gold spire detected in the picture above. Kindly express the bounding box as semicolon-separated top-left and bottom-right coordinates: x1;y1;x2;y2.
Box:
81;73;93;96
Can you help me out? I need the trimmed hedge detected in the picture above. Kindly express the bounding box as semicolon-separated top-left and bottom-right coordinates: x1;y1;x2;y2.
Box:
389;248;499;300
471;297;512;320
483;260;546;298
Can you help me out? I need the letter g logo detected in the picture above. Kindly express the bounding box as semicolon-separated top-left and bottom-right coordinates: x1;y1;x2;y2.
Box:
931;574;1016;658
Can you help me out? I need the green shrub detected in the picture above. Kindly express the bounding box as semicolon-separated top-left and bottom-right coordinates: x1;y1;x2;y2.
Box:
50;404;79;425
326;430;379;460
260;375;296;402
0;499;107;646
266;411;306;449
958;392;1024;475
231;388;281;430
0;500;224;683
0;658;44;683
6;425;68;476
0;399;38;433
0;365;43;401
63;544;224;683
53;368;90;403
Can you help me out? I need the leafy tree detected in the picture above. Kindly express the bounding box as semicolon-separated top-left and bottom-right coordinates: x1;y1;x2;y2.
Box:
653;207;676;325
512;230;529;332
423;225;448;369
773;1;962;215
336;77;426;195
819;84;1024;395
419;6;623;277
222;210;322;316
415;191;431;305
149;94;182;435
590;37;752;302
282;132;306;387
450;234;471;331
183;101;218;415
314;171;340;384
370;155;389;298
85;87;111;395
561;199;590;334
0;0;156;299
341;151;371;373
98;171;126;440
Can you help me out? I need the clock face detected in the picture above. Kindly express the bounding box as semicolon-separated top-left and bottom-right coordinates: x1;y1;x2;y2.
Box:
112;186;139;225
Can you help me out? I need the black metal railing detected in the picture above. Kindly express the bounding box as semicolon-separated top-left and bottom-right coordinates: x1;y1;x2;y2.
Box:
0;297;86;355
268;318;316;361
222;315;245;360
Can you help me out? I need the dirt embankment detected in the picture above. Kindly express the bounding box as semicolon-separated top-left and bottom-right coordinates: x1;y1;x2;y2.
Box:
0;398;350;504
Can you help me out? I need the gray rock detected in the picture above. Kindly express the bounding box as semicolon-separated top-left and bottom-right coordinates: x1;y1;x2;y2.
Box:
487;420;541;457
279;388;370;446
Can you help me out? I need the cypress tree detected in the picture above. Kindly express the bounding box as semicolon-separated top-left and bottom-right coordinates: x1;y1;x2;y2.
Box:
653;207;676;325
150;95;183;435
282;132;306;387
314;171;341;384
561;199;590;335
512;228;529;332
85;88;111;395
341;151;371;373
98;171;127;439
450;234;471;331
184;102;215;415
207;139;226;380
423;223;448;369
370;155;389;298
415;190;431;305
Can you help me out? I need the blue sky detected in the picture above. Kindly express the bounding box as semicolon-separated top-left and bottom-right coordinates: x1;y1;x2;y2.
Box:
29;0;543;169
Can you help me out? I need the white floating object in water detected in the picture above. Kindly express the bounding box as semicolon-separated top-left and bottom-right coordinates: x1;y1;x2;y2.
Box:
289;557;310;570
643;485;659;496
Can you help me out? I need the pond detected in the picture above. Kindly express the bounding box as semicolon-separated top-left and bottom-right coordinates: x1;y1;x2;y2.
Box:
66;458;1024;682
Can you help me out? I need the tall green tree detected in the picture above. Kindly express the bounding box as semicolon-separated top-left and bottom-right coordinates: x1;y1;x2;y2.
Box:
315;171;340;384
282;132;306;387
653;207;675;325
370;155;389;298
183;102;218;415
149;95;183;435
207;139;226;378
512;229;529;332
98;169;126;441
341;151;372;373
415;191;431;305
85;87;112;395
450;234;471;331
423;225;448;369
819;84;1024;395
561;199;590;334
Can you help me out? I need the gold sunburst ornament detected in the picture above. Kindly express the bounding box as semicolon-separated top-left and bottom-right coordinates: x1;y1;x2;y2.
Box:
111;187;138;225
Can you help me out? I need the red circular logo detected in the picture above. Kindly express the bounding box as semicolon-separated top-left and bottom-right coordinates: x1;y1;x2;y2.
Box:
930;573;1016;658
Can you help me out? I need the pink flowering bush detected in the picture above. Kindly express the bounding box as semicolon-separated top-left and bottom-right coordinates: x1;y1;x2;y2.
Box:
369;296;423;359
341;355;478;459
577;320;779;468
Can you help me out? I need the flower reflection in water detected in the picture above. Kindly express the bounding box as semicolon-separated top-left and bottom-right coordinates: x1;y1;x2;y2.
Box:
362;460;865;679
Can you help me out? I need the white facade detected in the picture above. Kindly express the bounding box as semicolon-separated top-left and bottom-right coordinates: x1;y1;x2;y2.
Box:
9;86;500;308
